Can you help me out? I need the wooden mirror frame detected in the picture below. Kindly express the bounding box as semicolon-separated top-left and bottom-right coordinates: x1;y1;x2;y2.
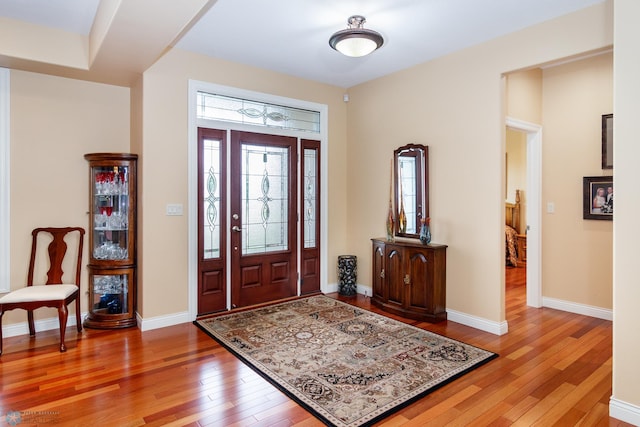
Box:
394;144;429;238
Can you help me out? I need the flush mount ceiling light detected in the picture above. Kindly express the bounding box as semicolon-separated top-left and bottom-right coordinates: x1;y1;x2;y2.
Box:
329;15;384;58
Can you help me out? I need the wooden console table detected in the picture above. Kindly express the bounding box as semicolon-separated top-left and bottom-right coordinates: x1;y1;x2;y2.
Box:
371;238;447;322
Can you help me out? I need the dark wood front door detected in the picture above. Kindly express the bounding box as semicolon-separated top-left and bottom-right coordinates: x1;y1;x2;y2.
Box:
229;131;298;308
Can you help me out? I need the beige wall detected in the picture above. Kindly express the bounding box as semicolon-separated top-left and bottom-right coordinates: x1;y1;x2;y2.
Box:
613;0;640;411
345;2;612;323
506;68;543;125
542;52;613;308
7;70;130;325
138;49;348;318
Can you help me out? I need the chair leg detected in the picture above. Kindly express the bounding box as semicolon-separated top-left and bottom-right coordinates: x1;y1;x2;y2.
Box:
27;310;36;336
58;305;68;353
75;297;82;332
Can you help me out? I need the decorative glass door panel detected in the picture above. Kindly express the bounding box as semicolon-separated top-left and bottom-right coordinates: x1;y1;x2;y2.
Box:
90;165;131;262
241;144;289;255
203;138;222;260
91;272;130;315
303;147;317;249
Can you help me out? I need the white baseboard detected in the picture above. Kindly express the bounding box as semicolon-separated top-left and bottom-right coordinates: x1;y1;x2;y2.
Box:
443;297;611;335
336;289;610;336
347;287;508;336
1;311;88;338
542;297;613;321
138;310;190;332
446;309;508;336
610;397;640;426
357;284;372;297
322;282;373;297
2;310;193;338
323;282;339;294
4;293;605;339
137;285;369;332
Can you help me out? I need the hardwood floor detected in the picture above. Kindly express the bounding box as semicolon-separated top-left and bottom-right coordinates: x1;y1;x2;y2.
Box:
0;268;631;426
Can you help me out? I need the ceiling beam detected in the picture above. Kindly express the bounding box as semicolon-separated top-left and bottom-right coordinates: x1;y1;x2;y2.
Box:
0;0;215;87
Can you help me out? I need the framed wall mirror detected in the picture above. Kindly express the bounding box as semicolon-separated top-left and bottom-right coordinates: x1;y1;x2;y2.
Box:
394;144;429;238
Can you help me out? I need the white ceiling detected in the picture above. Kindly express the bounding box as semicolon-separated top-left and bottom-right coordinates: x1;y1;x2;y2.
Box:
0;0;99;35
0;0;606;88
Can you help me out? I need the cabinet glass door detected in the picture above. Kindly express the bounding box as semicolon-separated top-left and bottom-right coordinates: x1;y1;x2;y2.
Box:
90;165;132;263
84;268;136;328
92;273;129;315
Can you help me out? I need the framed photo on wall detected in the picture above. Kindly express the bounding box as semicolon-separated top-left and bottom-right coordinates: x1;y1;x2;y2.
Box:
602;113;613;169
583;176;613;220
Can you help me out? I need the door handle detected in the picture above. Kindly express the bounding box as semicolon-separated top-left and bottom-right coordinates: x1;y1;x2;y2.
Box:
231;225;242;232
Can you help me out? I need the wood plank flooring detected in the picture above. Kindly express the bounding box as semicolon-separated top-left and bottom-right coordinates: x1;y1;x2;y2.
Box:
0;267;632;426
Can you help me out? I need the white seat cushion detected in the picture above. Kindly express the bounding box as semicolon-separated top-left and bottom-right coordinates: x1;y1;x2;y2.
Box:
0;285;78;304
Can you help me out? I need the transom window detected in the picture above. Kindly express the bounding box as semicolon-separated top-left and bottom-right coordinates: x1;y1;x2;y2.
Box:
197;92;320;133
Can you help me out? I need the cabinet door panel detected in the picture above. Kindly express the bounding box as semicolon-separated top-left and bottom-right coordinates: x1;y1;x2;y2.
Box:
386;246;404;307
372;242;386;300
405;249;433;314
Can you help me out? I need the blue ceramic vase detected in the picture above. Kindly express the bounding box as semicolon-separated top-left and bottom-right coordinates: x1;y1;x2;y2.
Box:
419;222;431;245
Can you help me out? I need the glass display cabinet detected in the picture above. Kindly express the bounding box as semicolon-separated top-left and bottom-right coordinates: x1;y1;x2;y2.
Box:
83;153;138;329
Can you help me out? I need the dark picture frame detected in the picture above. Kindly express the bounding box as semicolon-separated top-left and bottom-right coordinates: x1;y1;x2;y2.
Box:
583;176;613;220
601;113;613;169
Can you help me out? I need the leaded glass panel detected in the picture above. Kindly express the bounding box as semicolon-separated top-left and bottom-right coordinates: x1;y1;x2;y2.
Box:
304;148;317;248
241;144;289;255
197;92;320;133
203;138;221;259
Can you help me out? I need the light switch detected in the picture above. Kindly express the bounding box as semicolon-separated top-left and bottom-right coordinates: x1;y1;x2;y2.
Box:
166;204;183;216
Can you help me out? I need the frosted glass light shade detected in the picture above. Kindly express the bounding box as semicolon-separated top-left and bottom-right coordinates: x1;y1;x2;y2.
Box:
329;16;383;58
334;36;379;57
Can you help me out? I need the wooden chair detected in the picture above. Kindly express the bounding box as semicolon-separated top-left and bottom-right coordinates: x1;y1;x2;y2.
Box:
0;227;85;354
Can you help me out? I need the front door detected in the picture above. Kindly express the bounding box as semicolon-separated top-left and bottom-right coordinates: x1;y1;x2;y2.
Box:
229;131;298;308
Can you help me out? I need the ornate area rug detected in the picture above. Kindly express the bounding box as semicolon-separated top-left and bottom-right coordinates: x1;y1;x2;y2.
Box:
195;295;497;427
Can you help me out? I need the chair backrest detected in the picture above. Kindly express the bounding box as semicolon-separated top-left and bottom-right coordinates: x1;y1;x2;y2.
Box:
26;227;85;287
